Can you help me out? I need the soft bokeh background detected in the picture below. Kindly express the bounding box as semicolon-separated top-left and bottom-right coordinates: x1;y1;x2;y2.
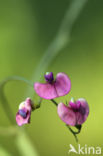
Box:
0;0;103;155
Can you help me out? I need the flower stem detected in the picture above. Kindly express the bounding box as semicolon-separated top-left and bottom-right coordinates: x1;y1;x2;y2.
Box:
50;99;81;143
75;125;82;134
51;99;58;106
0;76;40;156
35;98;42;109
0;76;33;87
0;76;33;124
66;125;78;142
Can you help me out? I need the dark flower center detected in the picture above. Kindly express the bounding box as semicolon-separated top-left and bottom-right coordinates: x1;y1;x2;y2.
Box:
69;99;81;111
19;109;27;118
79;105;86;115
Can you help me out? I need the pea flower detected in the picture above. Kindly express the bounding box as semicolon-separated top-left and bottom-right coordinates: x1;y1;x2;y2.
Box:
57;98;89;126
34;72;71;99
16;98;33;126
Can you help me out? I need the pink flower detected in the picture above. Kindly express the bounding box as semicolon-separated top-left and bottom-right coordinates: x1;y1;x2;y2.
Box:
34;72;71;99
16;98;32;126
57;98;89;126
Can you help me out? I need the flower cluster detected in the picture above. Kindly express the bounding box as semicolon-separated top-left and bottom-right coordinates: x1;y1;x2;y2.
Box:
16;72;89;131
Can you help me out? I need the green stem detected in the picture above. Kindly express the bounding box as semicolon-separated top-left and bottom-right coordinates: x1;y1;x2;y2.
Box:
0;88;15;124
0;76;33;87
75;125;82;134
51;99;58;106
34;98;42;110
66;125;78;142
51;99;81;142
0;76;40;156
26;0;88;98
0;76;33;125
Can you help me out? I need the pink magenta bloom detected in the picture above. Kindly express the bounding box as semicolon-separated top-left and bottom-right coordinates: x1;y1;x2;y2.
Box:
57;98;89;126
34;72;71;99
16;98;32;126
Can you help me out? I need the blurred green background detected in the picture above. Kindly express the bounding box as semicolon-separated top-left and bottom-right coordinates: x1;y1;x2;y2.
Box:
0;0;103;155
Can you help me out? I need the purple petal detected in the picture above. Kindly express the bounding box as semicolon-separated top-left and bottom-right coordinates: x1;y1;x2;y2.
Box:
69;101;81;110
16;111;31;126
34;72;71;99
34;82;57;99
24;98;32;111
69;101;77;110
76;101;81;109
76;98;89;125
57;103;76;126
55;73;71;97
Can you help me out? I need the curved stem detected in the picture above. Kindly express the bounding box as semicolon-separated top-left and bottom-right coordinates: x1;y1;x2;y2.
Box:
0;88;15;124
75;125;82;134
51;99;82;143
67;124;82;135
32;98;42;110
36;98;42;108
0;76;33;87
66;125;78;142
0;76;39;156
0;76;33;124
26;0;88;98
